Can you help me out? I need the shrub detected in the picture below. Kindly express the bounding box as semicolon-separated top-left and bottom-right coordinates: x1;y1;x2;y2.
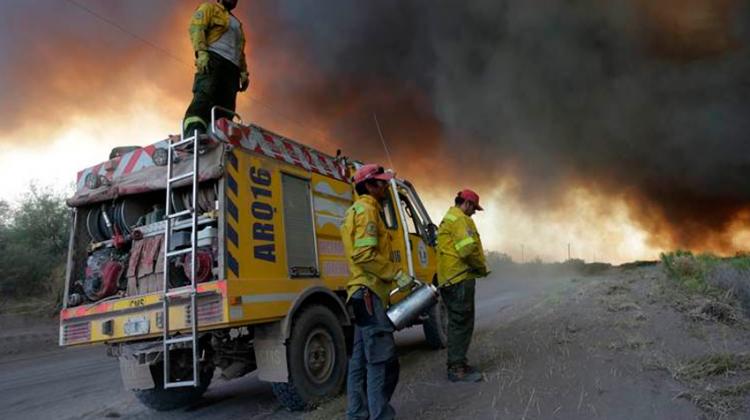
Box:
661;251;750;315
661;251;711;293
707;263;750;316
0;184;70;304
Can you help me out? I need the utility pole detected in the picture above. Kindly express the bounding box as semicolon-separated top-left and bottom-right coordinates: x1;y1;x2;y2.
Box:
567;243;571;261
521;244;525;264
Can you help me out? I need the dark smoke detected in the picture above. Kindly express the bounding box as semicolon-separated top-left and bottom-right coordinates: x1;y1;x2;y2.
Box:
1;1;747;251
248;0;750;250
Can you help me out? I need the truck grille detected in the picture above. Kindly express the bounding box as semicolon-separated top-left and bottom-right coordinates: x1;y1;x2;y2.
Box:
63;322;91;344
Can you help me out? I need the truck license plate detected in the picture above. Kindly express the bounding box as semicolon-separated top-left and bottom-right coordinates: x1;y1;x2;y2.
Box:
124;316;150;336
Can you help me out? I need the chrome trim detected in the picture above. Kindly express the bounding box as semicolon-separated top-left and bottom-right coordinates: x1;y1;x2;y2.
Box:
390;178;415;277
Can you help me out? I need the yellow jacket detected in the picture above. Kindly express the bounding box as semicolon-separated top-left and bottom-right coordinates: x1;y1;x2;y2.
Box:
437;206;487;287
189;2;248;74
341;195;400;304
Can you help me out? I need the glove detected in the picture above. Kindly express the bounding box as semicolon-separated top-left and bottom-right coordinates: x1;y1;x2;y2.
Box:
394;270;415;289
195;50;210;74
239;72;249;92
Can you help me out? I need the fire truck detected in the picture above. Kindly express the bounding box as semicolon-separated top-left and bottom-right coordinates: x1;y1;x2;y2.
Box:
59;109;447;411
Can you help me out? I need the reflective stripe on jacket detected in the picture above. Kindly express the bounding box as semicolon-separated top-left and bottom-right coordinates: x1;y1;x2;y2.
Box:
341;195;400;305
436;206;487;287
189;2;248;74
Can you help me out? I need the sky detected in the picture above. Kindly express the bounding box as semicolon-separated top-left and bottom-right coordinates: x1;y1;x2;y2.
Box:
1;0;748;263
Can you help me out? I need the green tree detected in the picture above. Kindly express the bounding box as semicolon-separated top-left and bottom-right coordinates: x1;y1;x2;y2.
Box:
12;184;70;255
0;200;11;227
0;184;71;299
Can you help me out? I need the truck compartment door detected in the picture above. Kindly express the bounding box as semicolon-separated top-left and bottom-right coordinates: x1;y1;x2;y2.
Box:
281;174;319;277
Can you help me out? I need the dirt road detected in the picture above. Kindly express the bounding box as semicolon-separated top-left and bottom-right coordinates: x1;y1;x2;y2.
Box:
0;271;526;420
2;265;748;419
0;320;297;420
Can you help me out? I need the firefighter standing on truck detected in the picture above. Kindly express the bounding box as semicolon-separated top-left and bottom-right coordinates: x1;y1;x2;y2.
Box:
341;164;415;420
437;189;489;383
183;0;249;136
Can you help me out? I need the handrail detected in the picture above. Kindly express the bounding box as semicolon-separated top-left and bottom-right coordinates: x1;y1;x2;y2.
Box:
210;106;243;136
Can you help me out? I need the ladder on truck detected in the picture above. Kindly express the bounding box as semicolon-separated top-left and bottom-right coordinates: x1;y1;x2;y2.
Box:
160;124;201;389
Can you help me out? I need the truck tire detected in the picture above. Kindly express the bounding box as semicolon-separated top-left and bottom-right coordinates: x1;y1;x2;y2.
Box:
133;350;214;411
272;305;347;411
423;295;448;349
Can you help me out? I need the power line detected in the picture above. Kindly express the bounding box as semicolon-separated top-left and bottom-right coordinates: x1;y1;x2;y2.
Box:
64;0;190;68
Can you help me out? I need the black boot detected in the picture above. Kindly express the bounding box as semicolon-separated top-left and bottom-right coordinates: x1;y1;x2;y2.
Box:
182;122;206;139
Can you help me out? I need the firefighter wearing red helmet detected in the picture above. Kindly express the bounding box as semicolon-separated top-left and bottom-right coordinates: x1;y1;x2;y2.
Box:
437;189;489;383
340;163;414;420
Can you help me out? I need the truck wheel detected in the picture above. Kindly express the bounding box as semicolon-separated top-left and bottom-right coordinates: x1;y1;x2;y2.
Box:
272;305;347;411
423;295;448;349
133;349;214;411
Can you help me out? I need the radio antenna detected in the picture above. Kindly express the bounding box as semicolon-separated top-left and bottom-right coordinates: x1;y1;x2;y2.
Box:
372;113;395;170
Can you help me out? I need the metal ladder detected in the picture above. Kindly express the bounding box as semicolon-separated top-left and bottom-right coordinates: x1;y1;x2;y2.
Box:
161;125;201;389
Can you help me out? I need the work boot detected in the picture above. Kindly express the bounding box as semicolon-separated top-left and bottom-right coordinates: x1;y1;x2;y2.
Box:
447;364;482;383
182;123;206;140
463;364;482;376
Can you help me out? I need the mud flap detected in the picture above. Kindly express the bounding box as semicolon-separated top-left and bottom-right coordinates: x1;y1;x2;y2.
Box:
119;357;155;390
253;322;289;383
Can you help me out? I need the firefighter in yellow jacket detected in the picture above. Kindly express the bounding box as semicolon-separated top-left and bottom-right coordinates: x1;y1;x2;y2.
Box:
341;164;414;420
183;0;249;136
437;189;489;382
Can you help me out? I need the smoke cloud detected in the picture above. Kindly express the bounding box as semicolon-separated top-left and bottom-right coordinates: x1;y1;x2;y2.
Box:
1;0;748;255
251;0;750;251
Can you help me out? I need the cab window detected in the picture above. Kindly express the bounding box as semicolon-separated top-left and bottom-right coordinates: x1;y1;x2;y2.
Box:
381;191;398;230
399;193;426;238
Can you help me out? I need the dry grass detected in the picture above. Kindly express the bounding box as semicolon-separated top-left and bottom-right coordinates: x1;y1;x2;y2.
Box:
676;382;750;418
605;299;641;312
689;301;738;325
675;353;750;380
607;336;654;352
676;390;743;418
647;352;750;418
605;284;630;295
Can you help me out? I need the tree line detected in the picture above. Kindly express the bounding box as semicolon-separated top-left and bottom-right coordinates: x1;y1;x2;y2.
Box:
0;185;70;302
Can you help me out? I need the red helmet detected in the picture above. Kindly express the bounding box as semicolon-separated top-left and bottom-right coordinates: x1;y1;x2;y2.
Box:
353;164;393;184
458;189;483;211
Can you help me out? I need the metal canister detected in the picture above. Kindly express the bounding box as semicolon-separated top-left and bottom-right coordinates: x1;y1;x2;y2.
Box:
387;282;439;331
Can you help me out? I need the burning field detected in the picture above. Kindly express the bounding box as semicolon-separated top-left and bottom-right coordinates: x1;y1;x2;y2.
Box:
1;0;749;262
